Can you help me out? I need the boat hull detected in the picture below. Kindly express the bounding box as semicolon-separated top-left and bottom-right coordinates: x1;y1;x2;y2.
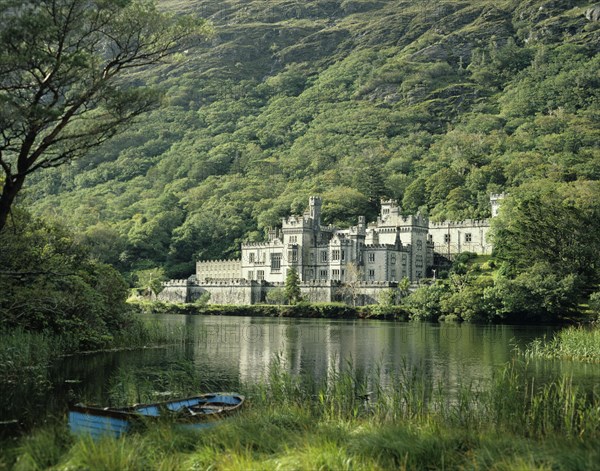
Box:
69;393;244;439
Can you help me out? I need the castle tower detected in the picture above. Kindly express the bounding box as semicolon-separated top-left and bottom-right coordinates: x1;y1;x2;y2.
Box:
309;196;322;226
490;193;504;217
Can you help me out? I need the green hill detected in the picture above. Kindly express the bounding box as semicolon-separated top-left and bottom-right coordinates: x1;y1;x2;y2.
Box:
25;0;600;278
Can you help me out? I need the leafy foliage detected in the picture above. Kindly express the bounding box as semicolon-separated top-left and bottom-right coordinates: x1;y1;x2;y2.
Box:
13;0;599;305
0;211;133;349
0;0;209;232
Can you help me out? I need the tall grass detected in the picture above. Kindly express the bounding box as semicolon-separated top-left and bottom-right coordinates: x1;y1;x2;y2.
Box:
524;326;600;362
0;328;77;382
0;320;194;379
3;357;599;470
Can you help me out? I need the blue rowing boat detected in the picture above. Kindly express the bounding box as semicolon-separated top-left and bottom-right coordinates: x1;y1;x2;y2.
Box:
69;393;244;439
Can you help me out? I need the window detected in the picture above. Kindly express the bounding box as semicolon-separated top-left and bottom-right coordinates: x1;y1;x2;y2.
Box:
416;255;423;267
332;249;340;261
341;250;345;261
402;255;407;266
391;269;396;280
257;270;264;280
368;253;375;263
289;235;297;244
391;255;396;264
332;269;340;279
465;233;472;243
247;271;254;280
249;252;255;263
444;234;451;243
319;270;328;280
321;251;328;262
310;253;315;262
417;240;423;251
271;253;282;271
368;269;375;280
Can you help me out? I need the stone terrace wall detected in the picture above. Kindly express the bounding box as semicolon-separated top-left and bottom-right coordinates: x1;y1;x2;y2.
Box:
159;279;403;306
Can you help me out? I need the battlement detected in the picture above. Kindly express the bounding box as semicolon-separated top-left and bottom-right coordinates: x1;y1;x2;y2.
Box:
195;278;254;286
162;279;191;287
197;259;241;264
429;219;490;228
364;243;397;250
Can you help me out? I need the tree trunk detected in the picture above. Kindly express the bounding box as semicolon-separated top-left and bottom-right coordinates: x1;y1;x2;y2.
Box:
0;177;24;233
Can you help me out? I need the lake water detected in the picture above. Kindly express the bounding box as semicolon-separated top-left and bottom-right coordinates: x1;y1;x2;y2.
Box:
2;315;599;433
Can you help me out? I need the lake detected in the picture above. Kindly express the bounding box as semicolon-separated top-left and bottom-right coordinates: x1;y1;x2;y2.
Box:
2;315;599;433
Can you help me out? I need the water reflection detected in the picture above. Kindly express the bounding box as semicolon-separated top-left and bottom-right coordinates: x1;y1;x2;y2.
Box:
2;316;598;434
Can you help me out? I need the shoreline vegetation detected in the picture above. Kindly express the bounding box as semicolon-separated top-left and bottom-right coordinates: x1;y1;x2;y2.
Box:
130;299;410;321
2;359;599;470
523;326;600;363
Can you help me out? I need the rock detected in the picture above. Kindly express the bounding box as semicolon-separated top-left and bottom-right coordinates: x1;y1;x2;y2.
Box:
585;4;600;22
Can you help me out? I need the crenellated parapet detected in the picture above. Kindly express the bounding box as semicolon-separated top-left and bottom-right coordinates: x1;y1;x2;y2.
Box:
429;219;490;228
161;279;191;287
196;278;254;286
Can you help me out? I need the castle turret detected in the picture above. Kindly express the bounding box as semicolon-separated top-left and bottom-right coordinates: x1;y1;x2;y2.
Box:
490;193;504;217
309;196;322;227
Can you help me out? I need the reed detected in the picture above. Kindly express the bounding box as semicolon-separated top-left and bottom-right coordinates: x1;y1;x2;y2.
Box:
3;357;599;470
0;329;74;382
524;326;600;362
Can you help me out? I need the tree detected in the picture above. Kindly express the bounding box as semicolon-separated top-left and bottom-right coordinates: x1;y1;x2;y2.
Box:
491;181;600;281
378;288;398;306
342;262;364;307
0;0;209;231
285;267;301;304
398;277;411;298
266;287;287;305
0;210;131;348
134;267;166;297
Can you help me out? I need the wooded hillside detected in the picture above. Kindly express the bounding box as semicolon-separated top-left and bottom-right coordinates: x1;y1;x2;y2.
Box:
24;0;600;279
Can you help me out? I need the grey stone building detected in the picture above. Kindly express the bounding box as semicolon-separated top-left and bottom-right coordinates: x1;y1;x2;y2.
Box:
160;195;502;305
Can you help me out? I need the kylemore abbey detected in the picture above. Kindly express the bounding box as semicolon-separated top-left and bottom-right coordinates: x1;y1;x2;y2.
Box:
160;195;503;305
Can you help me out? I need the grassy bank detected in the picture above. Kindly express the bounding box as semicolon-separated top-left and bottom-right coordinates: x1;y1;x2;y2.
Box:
524;326;600;363
131;300;409;321
3;360;599;470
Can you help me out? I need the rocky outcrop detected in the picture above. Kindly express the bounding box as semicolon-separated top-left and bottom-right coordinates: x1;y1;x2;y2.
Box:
585;4;600;22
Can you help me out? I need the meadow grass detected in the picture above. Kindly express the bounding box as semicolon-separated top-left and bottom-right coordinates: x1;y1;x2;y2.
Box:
524;326;600;363
3;358;599;470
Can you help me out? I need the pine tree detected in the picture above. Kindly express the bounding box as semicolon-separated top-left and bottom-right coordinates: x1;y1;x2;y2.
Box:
285;267;301;305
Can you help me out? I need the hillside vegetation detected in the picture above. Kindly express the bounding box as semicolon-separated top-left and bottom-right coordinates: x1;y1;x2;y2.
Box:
24;0;599;280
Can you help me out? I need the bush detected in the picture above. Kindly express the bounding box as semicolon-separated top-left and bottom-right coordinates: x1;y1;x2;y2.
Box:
402;283;448;321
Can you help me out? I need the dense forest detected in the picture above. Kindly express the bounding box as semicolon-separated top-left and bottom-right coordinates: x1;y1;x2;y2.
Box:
16;0;600;288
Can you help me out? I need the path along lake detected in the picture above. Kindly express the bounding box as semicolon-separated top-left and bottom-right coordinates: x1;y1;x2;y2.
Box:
2;315;599;431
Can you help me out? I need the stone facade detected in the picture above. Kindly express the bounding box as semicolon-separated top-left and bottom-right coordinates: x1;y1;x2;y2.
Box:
158;195;502;305
240;196;430;285
428;219;492;257
197;260;242;282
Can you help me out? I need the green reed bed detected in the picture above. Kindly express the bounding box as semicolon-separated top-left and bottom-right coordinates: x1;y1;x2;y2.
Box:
0;329;74;382
524;326;600;363
0;320;193;369
0;359;600;470
4;358;599;470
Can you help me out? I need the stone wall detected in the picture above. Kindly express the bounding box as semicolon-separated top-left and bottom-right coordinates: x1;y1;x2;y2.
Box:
196;259;242;281
428;220;492;256
158;279;403;306
157;279;190;303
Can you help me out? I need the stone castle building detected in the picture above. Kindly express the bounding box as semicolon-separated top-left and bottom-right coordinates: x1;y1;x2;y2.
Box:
159;195;502;305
